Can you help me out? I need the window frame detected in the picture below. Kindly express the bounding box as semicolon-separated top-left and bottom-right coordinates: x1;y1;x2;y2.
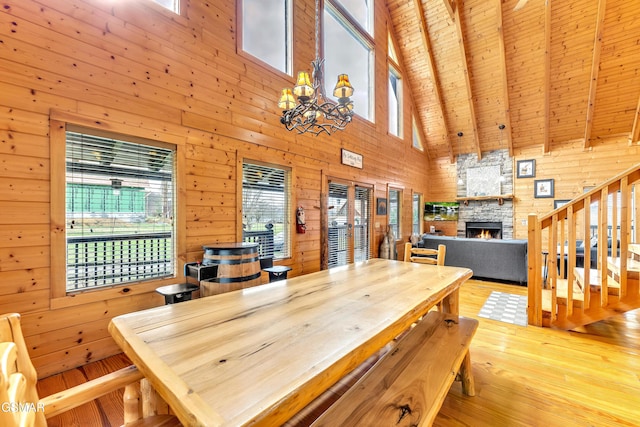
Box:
388;187;402;241
388;64;403;138
329;0;374;37
324;0;375;122
150;0;181;14
238;0;293;76
412;115;425;152
50;116;186;302
412;192;423;236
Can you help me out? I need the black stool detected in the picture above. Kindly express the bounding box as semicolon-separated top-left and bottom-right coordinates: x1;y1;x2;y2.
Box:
263;266;292;282
156;283;200;304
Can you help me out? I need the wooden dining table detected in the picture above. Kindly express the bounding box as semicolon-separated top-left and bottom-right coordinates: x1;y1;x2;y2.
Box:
108;258;472;427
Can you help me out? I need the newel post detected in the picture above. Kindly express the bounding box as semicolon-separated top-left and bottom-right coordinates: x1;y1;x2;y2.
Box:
527;213;543;326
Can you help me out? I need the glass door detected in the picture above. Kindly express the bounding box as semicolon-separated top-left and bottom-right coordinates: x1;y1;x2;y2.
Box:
326;180;372;268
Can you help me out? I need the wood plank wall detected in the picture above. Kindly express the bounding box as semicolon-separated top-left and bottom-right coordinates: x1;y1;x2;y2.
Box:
0;0;637;378
0;0;431;378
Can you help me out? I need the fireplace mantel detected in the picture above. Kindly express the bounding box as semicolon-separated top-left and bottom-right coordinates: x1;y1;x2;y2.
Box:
456;194;514;206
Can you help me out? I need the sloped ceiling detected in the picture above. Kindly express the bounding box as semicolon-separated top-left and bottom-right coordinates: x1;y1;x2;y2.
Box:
386;0;640;162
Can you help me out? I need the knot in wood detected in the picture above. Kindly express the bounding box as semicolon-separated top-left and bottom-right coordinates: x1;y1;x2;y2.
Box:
397;404;412;423
444;318;457;328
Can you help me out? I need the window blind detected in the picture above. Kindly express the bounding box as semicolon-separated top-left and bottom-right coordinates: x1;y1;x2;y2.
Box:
242;162;291;259
65;131;175;291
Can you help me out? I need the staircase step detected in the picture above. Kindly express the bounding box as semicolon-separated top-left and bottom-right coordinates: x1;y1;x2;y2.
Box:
628;243;640;260
607;256;640;281
541;279;583;313
574;267;620;296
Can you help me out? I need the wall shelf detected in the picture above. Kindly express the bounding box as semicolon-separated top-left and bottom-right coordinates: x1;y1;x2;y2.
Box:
456;194;514;206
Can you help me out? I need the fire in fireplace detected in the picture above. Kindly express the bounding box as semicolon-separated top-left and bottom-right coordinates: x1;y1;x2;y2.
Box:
466;221;502;239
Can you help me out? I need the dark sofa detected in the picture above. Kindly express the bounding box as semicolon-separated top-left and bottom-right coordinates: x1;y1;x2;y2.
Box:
420;235;528;284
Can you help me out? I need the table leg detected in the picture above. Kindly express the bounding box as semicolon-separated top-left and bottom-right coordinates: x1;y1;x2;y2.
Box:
141;378;170;417
440;289;459;315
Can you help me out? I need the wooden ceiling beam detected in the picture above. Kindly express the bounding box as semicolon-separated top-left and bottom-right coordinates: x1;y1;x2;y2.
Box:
543;0;551;153
453;3;482;160
583;0;607;149
442;0;456;20
412;0;453;163
496;0;513;157
631;94;640;145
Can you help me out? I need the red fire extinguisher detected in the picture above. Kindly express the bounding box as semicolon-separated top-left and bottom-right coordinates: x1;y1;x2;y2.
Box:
296;206;306;234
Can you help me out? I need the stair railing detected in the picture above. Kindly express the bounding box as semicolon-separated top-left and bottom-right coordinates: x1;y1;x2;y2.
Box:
528;164;640;327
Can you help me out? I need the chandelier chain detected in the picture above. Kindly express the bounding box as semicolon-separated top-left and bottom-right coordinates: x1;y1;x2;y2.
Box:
315;0;320;60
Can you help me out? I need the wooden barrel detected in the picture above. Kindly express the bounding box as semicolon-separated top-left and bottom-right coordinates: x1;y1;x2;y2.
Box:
200;243;262;296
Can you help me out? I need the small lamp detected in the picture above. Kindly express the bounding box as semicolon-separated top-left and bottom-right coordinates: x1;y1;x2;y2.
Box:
293;71;314;100
278;88;296;110
333;74;354;100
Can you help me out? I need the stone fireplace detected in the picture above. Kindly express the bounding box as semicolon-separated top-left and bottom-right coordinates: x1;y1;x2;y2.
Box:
457;149;514;239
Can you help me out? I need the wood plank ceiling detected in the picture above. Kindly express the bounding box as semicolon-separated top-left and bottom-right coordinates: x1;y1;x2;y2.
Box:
386;0;640;161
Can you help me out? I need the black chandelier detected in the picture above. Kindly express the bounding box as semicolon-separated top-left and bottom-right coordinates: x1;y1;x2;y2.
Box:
278;0;354;136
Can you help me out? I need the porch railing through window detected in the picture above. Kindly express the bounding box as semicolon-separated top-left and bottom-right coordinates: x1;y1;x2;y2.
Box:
328;224;368;268
243;226;275;259
66;232;173;291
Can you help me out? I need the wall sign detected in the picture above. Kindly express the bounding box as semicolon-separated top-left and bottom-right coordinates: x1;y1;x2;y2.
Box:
341;149;363;169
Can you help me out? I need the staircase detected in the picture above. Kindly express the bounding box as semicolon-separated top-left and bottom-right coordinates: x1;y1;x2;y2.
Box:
527;164;640;329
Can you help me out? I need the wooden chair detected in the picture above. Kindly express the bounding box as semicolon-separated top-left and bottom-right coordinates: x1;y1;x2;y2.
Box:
404;242;447;313
404;241;446;266
0;313;180;427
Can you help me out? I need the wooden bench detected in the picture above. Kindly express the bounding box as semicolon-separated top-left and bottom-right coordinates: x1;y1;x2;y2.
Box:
309;311;478;427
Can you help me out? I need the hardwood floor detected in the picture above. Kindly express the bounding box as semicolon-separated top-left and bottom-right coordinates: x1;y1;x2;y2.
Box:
36;279;640;426
36;352;133;427
437;279;640;427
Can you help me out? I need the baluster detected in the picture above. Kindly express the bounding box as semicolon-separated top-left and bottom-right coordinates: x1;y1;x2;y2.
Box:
549;214;557;322
567;204;576;317
583;195;591;309
619;177;630;298
599;187;609;307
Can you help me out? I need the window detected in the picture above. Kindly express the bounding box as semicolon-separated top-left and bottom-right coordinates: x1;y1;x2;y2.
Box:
151;0;179;13
388;32;398;62
324;1;374;121
65;130;176;292
241;0;292;74
242;161;291;259
412;116;424;151
388;66;402;137
388;30;402;137
412;193;423;235
388;189;401;240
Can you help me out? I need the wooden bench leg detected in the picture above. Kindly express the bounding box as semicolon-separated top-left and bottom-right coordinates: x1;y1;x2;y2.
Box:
123;382;142;423
459;350;476;396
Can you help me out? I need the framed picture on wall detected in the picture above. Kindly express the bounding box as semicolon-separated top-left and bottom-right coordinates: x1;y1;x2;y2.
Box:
516;159;535;178
534;179;554;198
554;199;570;209
376;198;387;215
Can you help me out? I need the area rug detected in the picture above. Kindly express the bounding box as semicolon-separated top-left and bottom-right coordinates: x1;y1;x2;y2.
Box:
478;291;528;326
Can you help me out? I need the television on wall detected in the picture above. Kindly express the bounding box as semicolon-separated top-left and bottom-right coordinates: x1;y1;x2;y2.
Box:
424;202;459;221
